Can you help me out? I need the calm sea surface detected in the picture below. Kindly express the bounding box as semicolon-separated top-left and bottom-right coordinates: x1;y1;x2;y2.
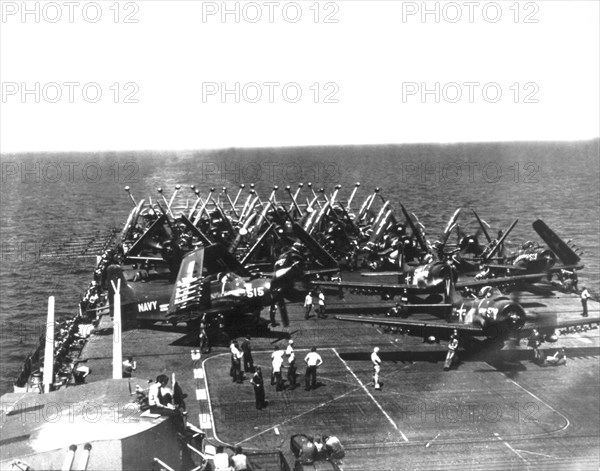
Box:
1;141;598;395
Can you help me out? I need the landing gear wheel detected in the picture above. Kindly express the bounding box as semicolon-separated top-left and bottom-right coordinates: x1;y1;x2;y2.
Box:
186;321;200;334
218;331;230;346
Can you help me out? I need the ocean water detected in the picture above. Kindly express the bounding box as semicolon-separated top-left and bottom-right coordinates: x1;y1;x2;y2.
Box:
1;140;598;395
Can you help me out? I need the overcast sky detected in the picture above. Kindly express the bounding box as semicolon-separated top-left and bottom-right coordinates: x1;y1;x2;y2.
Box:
1;1;598;153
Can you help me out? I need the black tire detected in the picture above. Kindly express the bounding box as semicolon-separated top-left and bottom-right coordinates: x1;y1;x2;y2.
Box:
218;331;230;346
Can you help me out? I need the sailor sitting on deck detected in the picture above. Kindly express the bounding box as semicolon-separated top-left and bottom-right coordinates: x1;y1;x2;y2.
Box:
231;446;253;471
324;435;345;464
542;348;567;367
213;446;233;471
122;356;137;378
148;375;177;415
73;363;90;384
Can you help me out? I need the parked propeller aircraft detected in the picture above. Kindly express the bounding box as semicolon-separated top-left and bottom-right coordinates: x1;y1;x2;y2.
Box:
313;220;583;302
102;243;301;338
83;184;587;350
88;186;340;341
334;275;600;347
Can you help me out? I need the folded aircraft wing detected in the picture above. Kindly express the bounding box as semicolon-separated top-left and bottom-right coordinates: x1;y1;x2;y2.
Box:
334;315;483;335
533;219;581;266
521;317;600;336
455;273;549;290
312;280;442;295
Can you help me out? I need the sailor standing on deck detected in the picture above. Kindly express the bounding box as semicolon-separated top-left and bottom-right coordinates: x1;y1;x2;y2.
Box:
250;367;266;410
371;347;382;390
317;290;327;318
444;331;459;371
304;292;313;319
304;347;323;391
241;335;254;373
269;303;278;327
528;328;542;363
199;322;210;354
271;346;285;391
581;286;591;317
286;339;297;388
230;341;243;384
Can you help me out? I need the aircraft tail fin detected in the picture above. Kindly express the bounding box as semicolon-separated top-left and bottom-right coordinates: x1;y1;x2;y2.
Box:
106;265;134;305
532;220;581;266
168;247;205;316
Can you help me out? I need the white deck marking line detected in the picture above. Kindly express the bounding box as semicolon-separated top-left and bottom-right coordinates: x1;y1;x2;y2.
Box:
202;351;323;447
494;432;528;464
514;449;556;459
235;386;363;446
200;356;217;436
503;375;571;434
198;413;212;429
576;337;593;344
192;353;212;430
332;348;408;442
318;375;361;387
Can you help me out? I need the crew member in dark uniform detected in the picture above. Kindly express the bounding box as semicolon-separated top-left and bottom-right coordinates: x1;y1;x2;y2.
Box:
199;323;210;354
241;335;254;373
250;367;266;410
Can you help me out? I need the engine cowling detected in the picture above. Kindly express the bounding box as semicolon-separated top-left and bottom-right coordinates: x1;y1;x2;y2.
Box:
475;300;527;340
514;248;556;271
412;262;458;288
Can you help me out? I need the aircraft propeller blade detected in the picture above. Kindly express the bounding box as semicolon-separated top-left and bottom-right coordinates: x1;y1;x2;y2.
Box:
472;210;492;243
483;219;518;262
400;204;428;252
442;208;462;245
124;186;137;206
346;182;360;211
